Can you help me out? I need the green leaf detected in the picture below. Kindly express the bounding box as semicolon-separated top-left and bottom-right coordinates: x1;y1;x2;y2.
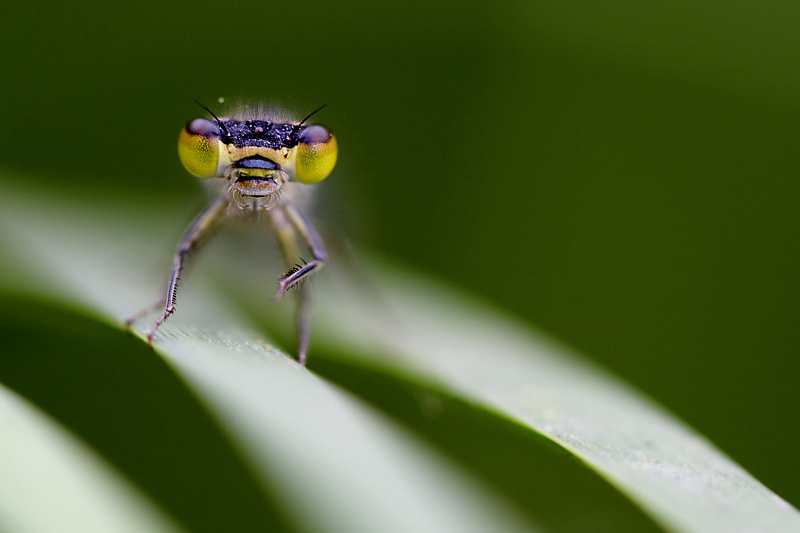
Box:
132;323;537;533
314;269;800;532
0;382;185;533
0;177;539;533
0;173;797;533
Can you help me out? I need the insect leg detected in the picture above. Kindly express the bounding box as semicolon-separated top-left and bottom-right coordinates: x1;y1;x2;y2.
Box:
271;203;327;365
274;202;328;300
141;197;229;343
270;208;314;365
271;208;303;271
294;283;312;366
124;299;164;331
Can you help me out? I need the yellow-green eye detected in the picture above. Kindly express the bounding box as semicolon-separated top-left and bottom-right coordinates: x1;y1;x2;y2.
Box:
178;118;221;178
294;125;337;184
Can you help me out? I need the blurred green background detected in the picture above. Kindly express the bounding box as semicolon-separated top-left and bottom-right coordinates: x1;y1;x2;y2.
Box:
2;0;799;529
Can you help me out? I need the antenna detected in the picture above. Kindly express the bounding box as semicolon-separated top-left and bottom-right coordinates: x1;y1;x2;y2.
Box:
288;104;327;143
298;104;327;127
194;100;230;137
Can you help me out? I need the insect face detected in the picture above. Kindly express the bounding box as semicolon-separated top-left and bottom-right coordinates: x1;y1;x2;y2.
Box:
178;116;337;200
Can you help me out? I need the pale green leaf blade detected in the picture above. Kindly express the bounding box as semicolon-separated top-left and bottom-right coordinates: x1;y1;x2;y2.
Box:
0;174;798;532
0;382;185;533
0;177;539;533
313;266;800;533
137;321;538;533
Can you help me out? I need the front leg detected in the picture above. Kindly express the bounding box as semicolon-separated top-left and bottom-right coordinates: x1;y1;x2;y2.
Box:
271;203;327;365
274;202;328;300
135;198;229;343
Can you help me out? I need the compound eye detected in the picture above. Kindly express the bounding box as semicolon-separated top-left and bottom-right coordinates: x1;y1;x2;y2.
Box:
178;118;221;178
294;125;337;184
